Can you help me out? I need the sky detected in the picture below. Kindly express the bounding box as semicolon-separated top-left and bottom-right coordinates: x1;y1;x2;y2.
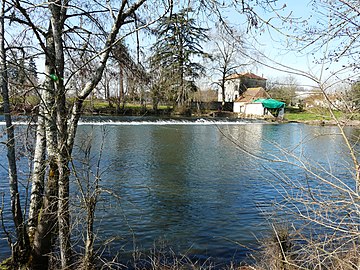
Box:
209;0;354;90
229;0;323;88
254;1;321;87
191;0;330;90
20;0;357;92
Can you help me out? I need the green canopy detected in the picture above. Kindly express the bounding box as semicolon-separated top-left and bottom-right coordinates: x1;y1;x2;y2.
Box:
254;98;286;109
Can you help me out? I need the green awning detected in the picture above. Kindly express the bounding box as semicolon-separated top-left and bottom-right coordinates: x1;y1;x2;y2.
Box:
254;98;286;109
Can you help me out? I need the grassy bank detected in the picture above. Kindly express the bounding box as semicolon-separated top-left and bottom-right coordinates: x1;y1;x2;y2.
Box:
284;107;348;122
3;97;359;122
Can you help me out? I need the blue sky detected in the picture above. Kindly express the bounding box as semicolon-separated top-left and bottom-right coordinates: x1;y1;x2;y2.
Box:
254;1;321;87
202;0;356;90
193;0;325;89
237;0;325;88
242;0;356;90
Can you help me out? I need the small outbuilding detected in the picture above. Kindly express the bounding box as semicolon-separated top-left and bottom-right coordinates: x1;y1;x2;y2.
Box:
233;87;270;113
233;87;285;118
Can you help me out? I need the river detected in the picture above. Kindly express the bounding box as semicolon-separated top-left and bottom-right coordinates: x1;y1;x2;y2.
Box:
0;116;357;265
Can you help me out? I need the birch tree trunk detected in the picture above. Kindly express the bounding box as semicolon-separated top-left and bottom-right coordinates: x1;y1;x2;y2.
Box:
31;23;60;270
0;0;30;264
31;157;58;270
32;88;59;269
29;1;148;268
28;101;46;235
48;1;72;267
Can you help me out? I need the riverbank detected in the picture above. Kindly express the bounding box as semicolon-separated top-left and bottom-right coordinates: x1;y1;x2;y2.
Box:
288;119;360;126
3;100;360;126
81;104;360;126
284;107;360;126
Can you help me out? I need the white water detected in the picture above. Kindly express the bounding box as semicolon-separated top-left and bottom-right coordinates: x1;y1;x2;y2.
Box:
0;117;268;126
77;119;263;126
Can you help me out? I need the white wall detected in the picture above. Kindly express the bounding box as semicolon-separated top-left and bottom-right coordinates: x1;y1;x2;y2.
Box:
244;103;265;115
234;102;265;115
218;79;240;102
233;102;246;113
233;102;241;113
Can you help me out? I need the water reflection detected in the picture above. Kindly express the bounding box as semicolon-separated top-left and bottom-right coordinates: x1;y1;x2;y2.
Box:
0;120;357;263
70;122;359;263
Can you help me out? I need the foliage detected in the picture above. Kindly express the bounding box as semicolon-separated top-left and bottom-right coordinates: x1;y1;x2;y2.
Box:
27;57;38;85
268;86;296;105
267;76;298;105
81;99;172;113
150;8;209;107
347;80;360;109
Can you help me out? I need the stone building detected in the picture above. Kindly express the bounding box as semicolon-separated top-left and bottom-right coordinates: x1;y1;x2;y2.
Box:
218;72;267;102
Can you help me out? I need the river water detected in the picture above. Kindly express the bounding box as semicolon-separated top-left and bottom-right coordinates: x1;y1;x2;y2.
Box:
0;116;357;265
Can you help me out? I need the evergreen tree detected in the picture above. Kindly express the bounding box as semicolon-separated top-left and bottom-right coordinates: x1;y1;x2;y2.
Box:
7;50;28;103
348;80;360;109
150;8;209;107
28;57;38;85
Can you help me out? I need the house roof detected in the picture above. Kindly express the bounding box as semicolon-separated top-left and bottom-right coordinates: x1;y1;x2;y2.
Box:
235;87;270;103
225;72;267;81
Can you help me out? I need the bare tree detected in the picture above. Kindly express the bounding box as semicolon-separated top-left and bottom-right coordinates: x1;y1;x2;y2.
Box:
267;75;298;105
70;129;106;269
0;1;30;265
112;42;148;111
210;24;253;104
5;0;173;268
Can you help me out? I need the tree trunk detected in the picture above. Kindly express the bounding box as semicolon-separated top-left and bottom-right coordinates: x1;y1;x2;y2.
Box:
118;65;125;111
31;23;60;269
49;1;72;266
28;102;46;234
30;1;148;268
84;198;96;268
31;158;59;270
221;72;226;105
32;78;59;268
0;1;30;264
57;155;71;268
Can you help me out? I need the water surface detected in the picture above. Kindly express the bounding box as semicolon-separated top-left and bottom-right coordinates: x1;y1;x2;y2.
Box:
0;117;356;265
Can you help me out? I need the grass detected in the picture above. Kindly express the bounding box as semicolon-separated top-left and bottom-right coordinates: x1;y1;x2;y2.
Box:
285;111;331;121
285;107;346;121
